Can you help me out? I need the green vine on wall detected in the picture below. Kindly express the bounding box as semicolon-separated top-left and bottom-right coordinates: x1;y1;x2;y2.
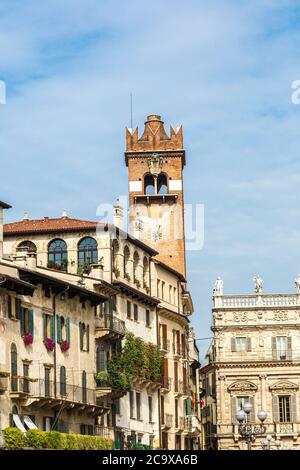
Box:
99;332;162;391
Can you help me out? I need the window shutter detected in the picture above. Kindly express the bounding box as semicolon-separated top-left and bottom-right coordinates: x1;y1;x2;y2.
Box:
6;296;12;318
272;337;277;360
29;309;34;337
79;323;83;350
272;395;279;422
231;396;236;424
57;316;62;343
66;318;71;344
287;337;292;360
247;337;252;352
20;307;25;336
97;349;106;372
43;313;47;341
231;337;236;352
15;298;22;319
249;396;255;423
86;325;90;352
50;316;55;341
186;397;192;415
291;395;297;422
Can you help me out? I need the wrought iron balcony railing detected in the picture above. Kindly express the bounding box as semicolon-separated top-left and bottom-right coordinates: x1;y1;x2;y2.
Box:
95;315;125;337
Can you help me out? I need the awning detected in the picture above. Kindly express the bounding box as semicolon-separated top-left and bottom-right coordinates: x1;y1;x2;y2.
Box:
24;415;38;430
12;414;27;433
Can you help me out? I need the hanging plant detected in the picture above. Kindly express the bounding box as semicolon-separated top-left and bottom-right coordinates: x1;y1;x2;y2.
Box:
23;333;33;346
60;340;70;352
0;371;10;378
44;338;55;352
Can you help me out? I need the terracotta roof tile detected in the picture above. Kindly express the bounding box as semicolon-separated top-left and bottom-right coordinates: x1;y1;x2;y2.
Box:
4;217;99;235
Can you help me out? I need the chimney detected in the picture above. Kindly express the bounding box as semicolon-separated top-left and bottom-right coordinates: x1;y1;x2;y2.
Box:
113;198;123;230
0;201;12;260
62;209;68;218
23;211;29;221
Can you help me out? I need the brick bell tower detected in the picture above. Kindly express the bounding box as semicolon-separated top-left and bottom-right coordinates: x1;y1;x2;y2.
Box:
125;114;186;277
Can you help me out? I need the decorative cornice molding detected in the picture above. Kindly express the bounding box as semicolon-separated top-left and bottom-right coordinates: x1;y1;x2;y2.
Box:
269;380;298;391
228;381;257;392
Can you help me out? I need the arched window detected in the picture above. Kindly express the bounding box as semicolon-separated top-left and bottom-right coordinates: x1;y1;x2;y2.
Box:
143;257;149;289
78;237;98;268
48;239;68;271
60;366;67;396
10;343;18;392
144;174;155;195
123;246;130;280
82;371;87;403
133;251;139;284
157;173;168;195
17;240;37;253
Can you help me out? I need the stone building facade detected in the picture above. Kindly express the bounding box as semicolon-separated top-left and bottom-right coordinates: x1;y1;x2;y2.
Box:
201;280;300;450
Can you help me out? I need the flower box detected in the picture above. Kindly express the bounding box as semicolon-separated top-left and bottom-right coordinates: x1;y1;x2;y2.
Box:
23;333;33;346
60;340;70;352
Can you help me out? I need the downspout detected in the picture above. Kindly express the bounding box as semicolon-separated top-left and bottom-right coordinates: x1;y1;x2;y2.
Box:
152;260;162;449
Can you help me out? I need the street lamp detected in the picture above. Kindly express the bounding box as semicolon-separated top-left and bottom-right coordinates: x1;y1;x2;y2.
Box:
261;435;282;450
236;403;267;450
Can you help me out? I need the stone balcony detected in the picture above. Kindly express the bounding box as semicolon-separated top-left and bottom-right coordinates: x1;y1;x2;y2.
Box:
0;376;9;394
95;315;125;340
214;293;300;309
161;413;173;429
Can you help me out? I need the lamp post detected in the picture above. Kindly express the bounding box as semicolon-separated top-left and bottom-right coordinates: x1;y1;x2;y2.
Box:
236;403;267;450
261;434;281;450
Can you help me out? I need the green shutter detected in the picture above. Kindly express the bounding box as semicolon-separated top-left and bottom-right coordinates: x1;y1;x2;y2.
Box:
57;316;62;343
43;313;47;340
66;318;71;344
20;307;25;336
79;323;83;350
50;316;55;341
86;325;90;352
28;309;34;337
15;298;22;319
185;398;192;416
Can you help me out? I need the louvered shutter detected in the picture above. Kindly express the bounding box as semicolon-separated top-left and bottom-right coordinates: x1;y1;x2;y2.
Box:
50;316;55;341
291;395;297;422
15;298;22;319
247;337;252;352
272;337;277;360
287;337;292;360
231;396;237;423
6;296;12;318
97;349;106;372
249;396;255;423
43;313;47;341
272;395;279;422
86;325;90;352
56;316;62;343
79;323;83;350
20;307;25;336
231;337;236;352
66;318;71;344
28;309;34;337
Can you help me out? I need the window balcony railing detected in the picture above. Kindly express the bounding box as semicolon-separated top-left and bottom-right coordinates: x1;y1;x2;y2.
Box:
159;339;170;353
275;422;294;434
95;315;125;339
172;343;182;357
94;426;115;439
10;378;97;405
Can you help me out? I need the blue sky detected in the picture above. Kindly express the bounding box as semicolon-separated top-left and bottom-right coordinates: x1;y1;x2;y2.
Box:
1;0;300;360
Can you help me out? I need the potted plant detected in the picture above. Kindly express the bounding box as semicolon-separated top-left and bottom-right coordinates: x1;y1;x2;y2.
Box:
23;333;33;346
113;266;120;278
60;340;70;352
134;278;141;289
95;371;109;386
61;258;68;271
44;338;55;352
0;371;10;378
124;273;131;282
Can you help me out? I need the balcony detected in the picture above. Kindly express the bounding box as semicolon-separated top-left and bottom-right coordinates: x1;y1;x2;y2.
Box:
95;379;127;401
10;378;101;413
161;377;172;393
159;339;170;353
174;380;190;396
95;315;125;340
178;416;185;431
162;413;173;429
215;293;300;309
94;426;115;440
172;343;183;359
275;422;295;435
183;415;201;436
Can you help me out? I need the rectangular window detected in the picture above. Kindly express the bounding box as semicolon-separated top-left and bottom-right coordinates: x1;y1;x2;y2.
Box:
129;391;134;418
279;396;291;422
136;392;141;420
236;337;247;352
276;336;287;360
133;304;138;322
174;287;177;306
161;281;165;300
169;285;172;303
236;396;250;411
146;309;150;327
175;399;179;428
148;396;153;423
157;280;161;298
161;396;165;424
127;301;131;320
